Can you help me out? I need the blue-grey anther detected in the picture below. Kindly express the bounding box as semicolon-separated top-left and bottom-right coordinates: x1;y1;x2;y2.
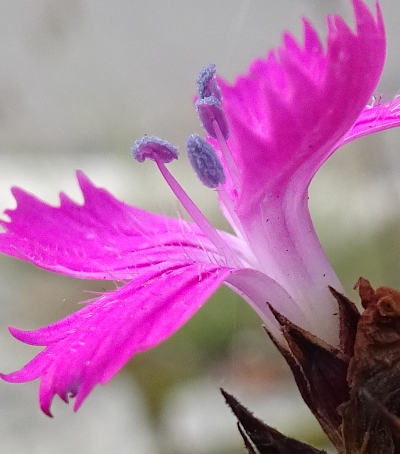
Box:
131;135;178;163
196;63;222;101
196;96;229;140
186;134;225;188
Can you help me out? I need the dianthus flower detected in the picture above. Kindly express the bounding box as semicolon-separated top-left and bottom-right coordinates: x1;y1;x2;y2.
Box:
1;0;399;417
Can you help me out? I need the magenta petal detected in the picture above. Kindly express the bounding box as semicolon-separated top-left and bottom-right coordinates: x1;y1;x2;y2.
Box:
218;0;385;213
226;268;307;340
337;96;400;149
1;262;231;415
0;171;230;279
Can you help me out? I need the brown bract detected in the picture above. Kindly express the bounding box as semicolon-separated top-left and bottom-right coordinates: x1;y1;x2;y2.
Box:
223;278;400;454
341;278;400;454
221;388;327;454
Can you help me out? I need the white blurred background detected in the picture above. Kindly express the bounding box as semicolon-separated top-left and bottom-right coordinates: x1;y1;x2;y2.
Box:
0;1;399;453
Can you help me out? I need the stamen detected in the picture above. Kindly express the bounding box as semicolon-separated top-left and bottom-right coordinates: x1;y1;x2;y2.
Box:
132;135;237;265
131;135;178;163
156;161;237;265
212;119;240;189
195;64;240;188
196;63;222;101
196;96;229;140
186;134;225;188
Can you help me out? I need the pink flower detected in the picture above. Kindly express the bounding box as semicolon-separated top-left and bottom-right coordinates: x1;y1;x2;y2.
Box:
1;0;398;416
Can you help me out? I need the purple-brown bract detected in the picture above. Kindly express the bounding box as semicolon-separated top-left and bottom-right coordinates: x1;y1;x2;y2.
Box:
1;0;399;416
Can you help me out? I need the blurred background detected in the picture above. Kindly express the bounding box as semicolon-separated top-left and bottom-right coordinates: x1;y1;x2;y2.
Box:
0;0;399;453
